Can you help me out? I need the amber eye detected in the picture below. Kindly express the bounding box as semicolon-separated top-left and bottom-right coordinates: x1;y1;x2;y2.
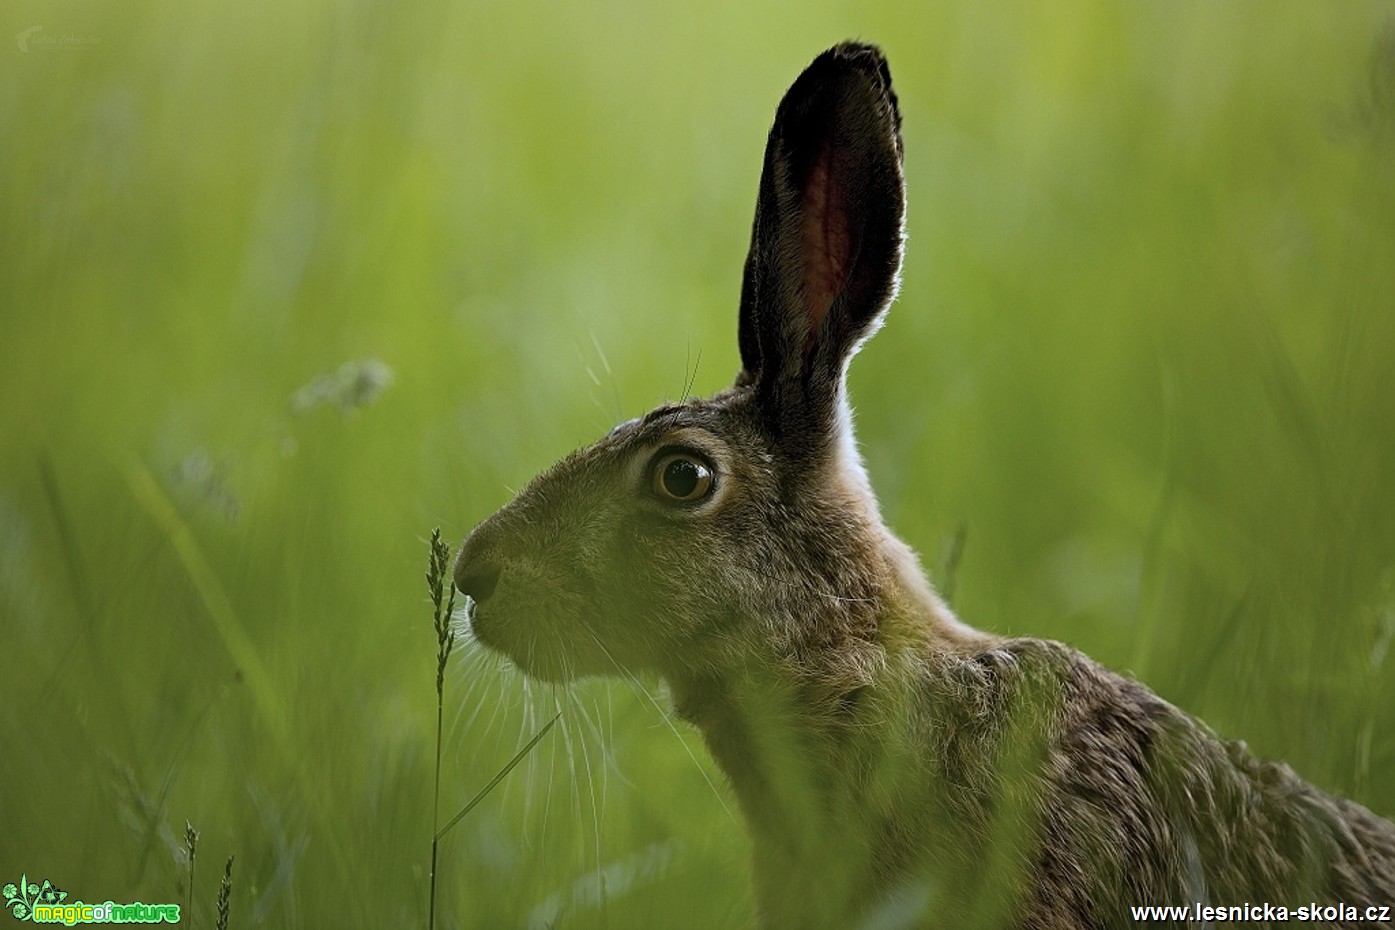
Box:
651;452;714;503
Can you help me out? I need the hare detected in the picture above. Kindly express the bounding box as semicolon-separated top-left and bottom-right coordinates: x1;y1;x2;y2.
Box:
454;42;1395;928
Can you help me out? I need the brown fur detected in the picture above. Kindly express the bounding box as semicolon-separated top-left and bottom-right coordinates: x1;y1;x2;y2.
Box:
455;42;1395;927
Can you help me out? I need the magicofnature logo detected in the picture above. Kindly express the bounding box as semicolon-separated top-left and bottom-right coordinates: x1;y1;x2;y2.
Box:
3;876;179;925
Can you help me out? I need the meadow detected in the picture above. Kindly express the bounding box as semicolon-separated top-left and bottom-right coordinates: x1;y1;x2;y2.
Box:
3;1;1394;926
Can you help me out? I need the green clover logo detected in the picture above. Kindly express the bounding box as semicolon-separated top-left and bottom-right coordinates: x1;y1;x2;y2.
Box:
3;875;66;922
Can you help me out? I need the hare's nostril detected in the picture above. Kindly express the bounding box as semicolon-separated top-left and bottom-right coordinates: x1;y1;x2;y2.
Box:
456;564;501;604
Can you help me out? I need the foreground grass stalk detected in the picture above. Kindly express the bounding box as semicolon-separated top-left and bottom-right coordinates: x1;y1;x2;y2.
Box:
215;856;233;930
423;530;561;927
425;530;457;930
183;823;198;926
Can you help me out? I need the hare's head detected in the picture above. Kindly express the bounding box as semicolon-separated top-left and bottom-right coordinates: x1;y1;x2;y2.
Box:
455;43;918;687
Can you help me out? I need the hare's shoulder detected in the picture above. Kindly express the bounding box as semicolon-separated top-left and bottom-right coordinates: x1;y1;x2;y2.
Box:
920;636;1395;909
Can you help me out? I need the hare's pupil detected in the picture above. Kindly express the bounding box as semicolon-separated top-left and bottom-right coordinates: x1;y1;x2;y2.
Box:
664;459;700;498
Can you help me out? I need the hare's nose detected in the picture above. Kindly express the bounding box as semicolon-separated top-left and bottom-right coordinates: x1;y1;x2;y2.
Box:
455;563;501;604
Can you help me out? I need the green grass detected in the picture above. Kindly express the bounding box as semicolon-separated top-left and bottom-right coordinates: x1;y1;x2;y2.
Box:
3;2;1394;926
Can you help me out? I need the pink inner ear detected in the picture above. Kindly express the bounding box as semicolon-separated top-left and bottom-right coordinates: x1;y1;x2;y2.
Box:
800;142;852;359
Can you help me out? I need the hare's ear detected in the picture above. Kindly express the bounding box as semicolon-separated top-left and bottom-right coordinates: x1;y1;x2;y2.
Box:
736;42;905;457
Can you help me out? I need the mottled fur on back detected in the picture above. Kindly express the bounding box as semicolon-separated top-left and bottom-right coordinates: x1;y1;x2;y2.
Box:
455;42;1395;927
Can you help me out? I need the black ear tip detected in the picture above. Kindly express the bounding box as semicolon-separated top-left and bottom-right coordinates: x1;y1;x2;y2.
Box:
806;41;902;148
811;41;890;86
826;41;889;73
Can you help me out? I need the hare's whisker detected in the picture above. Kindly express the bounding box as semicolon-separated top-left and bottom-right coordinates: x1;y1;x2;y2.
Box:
682;343;703;402
584;629;737;823
565;689;607;910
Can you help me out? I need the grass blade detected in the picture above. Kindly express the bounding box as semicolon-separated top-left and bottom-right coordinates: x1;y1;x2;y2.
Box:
436;712;561;842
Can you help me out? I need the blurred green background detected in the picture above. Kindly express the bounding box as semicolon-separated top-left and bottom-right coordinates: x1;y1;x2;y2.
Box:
3;1;1394;926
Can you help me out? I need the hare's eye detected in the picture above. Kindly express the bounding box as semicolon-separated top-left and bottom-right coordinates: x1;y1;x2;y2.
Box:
651;453;714;503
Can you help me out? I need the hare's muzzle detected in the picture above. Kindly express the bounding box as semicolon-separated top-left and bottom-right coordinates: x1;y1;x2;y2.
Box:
450;516;592;682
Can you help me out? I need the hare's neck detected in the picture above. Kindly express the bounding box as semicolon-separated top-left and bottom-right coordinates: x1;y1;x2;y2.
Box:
670;650;945;924
671;589;987;814
668;549;998;921
670;667;883;860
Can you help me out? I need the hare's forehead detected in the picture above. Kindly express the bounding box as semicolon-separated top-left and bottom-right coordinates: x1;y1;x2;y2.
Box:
596;401;761;459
